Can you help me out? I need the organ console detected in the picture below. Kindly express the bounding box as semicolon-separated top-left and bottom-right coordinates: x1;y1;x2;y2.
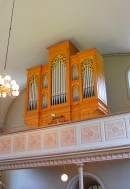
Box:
24;41;108;128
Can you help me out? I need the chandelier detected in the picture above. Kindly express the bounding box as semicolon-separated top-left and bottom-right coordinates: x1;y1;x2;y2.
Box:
0;0;19;98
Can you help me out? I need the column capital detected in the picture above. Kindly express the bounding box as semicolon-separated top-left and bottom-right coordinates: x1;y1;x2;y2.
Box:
76;163;84;167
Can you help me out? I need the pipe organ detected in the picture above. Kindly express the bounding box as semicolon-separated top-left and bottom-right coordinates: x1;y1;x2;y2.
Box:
24;41;108;128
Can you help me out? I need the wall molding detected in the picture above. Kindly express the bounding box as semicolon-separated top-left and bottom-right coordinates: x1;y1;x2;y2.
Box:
0;145;130;170
0;111;130;171
103;53;130;57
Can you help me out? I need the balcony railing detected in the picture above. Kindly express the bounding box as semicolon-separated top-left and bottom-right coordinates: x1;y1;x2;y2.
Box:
0;111;130;161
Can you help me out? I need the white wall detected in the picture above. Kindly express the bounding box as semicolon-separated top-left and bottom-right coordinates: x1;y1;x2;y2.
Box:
1;159;130;189
104;55;130;113
5;89;28;132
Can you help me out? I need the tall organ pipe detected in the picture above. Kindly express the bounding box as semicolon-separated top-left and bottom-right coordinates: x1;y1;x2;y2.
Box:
63;64;65;102
51;57;66;105
52;72;54;105
65;65;66;102
59;60;61;104
61;62;63;103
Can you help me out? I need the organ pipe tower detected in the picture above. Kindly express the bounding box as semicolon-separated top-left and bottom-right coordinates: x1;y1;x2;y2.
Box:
24;41;108;128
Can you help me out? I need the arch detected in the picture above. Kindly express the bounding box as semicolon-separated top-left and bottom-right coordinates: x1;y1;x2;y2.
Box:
66;172;105;189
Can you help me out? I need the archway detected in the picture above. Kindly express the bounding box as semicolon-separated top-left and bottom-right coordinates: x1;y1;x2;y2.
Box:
66;172;105;189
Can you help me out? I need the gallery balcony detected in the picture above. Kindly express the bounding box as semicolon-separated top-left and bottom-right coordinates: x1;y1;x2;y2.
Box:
0;111;130;170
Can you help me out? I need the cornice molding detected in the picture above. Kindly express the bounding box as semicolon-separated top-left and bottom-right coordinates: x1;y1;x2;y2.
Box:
0;145;130;171
103;53;130;57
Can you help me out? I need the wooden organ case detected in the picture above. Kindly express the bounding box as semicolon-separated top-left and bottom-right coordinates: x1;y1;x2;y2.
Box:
24;41;108;128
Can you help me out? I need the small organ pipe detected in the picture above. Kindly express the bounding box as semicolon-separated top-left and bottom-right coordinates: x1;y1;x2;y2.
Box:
61;62;63;103
51;72;53;105
84;68;86;98
53;68;56;105
65;65;66;102
51;57;67;105
57;61;59;104
32;82;34;109
59;60;61;104
63;65;65;103
87;66;90;97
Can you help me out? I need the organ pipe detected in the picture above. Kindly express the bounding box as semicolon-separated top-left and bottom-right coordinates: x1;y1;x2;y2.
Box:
51;55;66;105
82;59;94;98
28;75;38;111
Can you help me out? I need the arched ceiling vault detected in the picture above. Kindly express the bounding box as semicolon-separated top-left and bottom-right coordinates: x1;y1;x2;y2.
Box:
0;0;130;128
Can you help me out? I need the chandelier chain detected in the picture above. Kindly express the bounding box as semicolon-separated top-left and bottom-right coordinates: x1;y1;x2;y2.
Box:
4;0;16;70
0;0;19;98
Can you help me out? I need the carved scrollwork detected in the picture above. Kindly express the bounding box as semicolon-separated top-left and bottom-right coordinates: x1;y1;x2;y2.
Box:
52;54;66;70
29;75;38;88
81;59;93;76
43;92;48;97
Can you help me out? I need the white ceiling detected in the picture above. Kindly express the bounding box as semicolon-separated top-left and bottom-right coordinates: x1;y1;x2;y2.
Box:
0;0;130;128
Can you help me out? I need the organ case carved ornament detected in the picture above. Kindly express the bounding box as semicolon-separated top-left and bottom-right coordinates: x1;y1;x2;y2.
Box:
51;54;66;70
29;75;38;88
24;40;108;128
81;59;93;76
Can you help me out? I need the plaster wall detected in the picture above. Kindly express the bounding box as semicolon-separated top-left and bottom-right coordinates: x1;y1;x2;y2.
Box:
1;159;130;189
5;90;28;132
104;55;130;113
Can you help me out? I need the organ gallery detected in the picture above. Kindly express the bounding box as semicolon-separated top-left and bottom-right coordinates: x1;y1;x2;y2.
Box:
24;41;108;128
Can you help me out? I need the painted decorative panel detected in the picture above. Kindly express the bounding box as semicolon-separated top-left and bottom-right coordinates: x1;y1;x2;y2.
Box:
81;124;101;144
13;135;26;153
28;133;41;151
61;127;76;146
0;137;12;154
104;119;126;140
44;130;58;148
0;112;130;162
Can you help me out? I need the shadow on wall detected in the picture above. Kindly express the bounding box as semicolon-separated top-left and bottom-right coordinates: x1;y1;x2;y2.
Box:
4;89;28;133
